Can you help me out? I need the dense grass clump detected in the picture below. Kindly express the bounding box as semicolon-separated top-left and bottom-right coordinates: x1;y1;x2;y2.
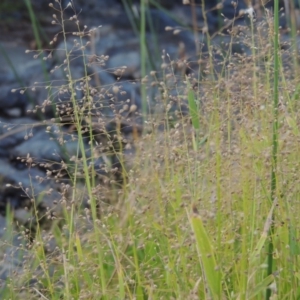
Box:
2;0;300;299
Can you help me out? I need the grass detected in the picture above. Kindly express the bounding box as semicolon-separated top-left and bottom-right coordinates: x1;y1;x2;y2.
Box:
2;0;300;299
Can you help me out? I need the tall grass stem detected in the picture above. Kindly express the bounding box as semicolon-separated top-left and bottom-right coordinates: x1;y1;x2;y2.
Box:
266;0;279;299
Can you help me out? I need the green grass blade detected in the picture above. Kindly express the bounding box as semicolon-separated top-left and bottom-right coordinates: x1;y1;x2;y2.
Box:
140;0;148;118
248;275;275;299
266;0;280;298
289;226;300;256
186;79;200;130
189;210;222;299
249;198;277;265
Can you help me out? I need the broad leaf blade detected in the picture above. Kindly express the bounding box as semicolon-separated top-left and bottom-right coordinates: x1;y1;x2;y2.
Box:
189;212;222;299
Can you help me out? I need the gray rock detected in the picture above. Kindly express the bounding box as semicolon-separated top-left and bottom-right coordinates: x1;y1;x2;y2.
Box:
0;159;62;212
0;118;41;156
0;215;28;286
0;86;28;117
0;41;29;84
0;41;52;117
107;47;141;79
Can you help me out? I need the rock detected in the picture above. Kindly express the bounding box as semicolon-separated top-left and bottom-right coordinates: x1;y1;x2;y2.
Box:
219;0;248;20
0;41;53;117
264;0;300;9
0;159;62;212
0;215;28;287
173;5;219;33
0;118;41;156
0;86;28;117
106;44;141;79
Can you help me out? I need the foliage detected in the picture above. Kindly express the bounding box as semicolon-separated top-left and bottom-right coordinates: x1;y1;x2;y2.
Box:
2;1;300;299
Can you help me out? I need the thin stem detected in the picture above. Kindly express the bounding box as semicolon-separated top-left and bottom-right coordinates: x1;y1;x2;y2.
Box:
266;0;279;299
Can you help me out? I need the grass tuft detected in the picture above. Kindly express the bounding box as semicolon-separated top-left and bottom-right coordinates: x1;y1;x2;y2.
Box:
2;1;300;299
